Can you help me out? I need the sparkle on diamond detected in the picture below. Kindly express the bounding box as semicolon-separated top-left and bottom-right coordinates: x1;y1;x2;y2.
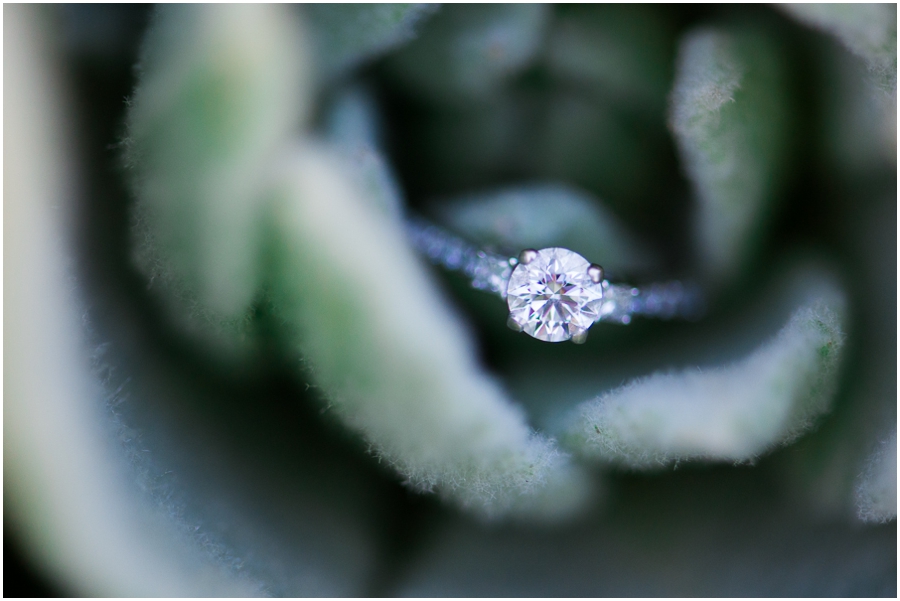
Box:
506;247;604;342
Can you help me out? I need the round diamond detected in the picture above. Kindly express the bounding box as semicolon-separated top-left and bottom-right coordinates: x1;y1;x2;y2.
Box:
506;248;604;342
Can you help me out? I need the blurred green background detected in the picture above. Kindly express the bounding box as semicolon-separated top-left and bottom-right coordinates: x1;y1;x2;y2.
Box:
5;4;895;596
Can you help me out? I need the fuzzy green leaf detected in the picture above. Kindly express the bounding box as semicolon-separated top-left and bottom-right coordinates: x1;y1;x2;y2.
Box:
780;3;897;95
125;4;310;359
265;144;592;520
820;43;897;173
6;6;263;595
560;272;846;467
304;4;438;80
430;183;656;277
669;26;792;281
776;197;896;523
855;429;897;523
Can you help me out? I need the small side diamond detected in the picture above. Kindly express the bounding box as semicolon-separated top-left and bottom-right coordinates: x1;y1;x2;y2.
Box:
599;283;638;324
472;254;513;296
407;216;512;296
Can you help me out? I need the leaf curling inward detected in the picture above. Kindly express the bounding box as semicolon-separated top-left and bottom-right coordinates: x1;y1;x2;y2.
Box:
559;274;847;468
265;143;593;521
669;26;792;282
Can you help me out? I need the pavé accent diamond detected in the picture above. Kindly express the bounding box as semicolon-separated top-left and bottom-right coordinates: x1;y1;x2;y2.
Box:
506;247;604;342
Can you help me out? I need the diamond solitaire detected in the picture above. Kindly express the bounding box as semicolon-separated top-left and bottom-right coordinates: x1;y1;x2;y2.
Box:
506;247;604;343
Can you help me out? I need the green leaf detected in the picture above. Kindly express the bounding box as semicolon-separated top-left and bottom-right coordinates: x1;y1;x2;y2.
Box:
855;430;897;523
304;4;439;80
430;183;657;277
775;196;896;523
780;3;897;95
669;26;792;281
265;144;593;521
560;270;846;468
124;4;311;359
6;6;263;595
324;84;404;220
819;42;897;174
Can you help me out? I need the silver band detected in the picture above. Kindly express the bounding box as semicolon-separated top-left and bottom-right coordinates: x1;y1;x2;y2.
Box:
406;215;704;334
407;215;513;297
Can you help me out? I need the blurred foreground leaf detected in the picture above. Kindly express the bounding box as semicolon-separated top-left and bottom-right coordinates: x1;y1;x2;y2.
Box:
125;4;310;361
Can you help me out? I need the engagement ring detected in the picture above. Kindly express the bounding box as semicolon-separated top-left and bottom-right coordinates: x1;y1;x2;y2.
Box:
407;216;704;344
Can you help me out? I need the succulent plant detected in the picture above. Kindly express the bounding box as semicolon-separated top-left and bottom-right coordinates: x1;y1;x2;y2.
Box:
6;4;895;596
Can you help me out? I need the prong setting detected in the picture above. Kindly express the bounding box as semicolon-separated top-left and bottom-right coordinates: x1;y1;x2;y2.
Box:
587;263;604;284
507;315;523;332
518;249;538;265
